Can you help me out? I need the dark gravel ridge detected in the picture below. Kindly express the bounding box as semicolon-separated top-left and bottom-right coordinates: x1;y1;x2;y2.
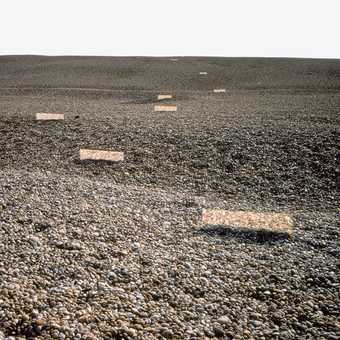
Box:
0;56;339;339
0;91;337;210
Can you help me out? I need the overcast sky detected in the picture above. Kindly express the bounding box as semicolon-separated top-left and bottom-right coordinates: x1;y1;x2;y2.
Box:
1;0;339;58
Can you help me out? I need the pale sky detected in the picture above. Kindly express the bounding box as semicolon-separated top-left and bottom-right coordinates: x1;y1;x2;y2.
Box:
1;0;339;58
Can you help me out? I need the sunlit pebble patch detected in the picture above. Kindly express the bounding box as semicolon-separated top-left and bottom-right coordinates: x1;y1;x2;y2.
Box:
202;209;293;236
79;149;124;162
157;94;173;100
154;105;177;112
35;112;64;120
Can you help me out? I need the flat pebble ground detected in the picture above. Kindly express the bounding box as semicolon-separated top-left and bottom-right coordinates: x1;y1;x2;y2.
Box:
0;56;339;339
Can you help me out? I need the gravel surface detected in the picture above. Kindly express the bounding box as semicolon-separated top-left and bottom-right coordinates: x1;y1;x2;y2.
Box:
0;56;339;339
